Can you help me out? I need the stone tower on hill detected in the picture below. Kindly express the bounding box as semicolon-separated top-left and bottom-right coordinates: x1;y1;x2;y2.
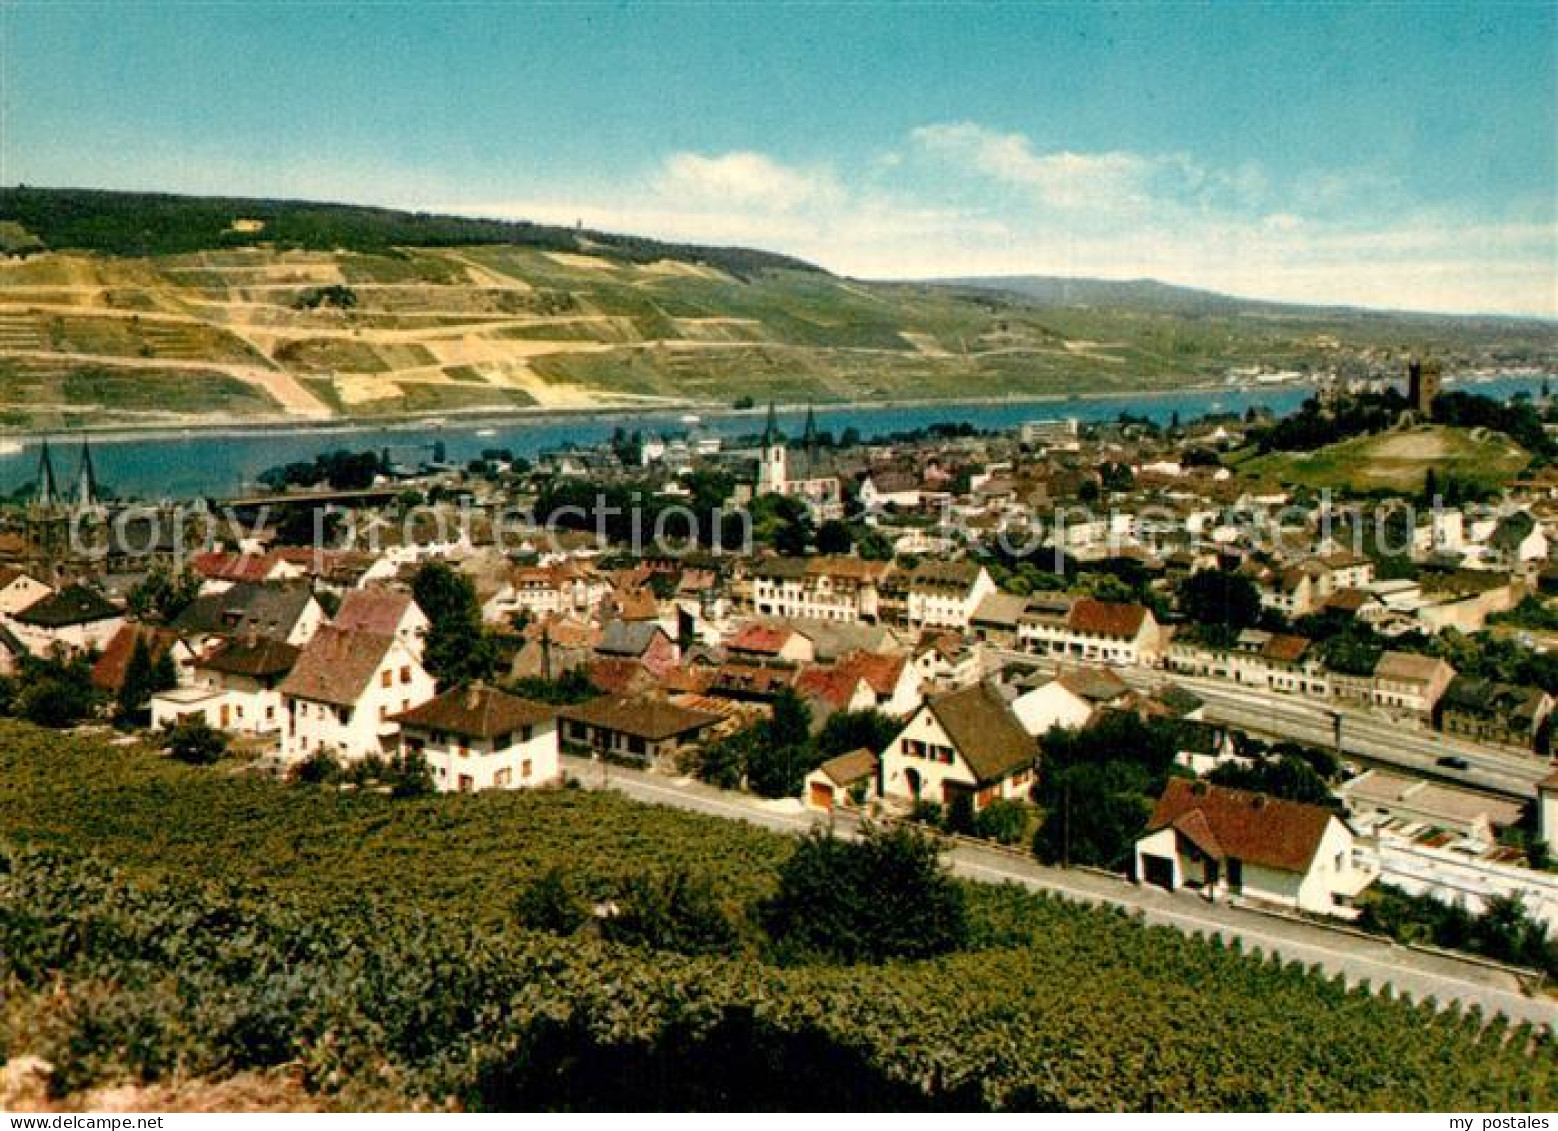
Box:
1407;356;1441;419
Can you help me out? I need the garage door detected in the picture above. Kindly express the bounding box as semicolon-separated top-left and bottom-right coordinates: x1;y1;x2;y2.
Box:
1141;854;1175;890
808;781;835;809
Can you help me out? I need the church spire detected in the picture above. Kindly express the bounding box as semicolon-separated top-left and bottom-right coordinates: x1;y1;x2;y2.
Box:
74;438;99;512
802;405;818;453
761;401;779;448
34;439;58;512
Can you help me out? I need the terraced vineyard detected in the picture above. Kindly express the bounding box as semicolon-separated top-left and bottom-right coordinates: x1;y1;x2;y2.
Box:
1;188;1550;429
0;722;1553;1110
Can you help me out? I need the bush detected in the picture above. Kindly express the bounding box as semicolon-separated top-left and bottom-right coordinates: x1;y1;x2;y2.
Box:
290;746;343;785
164;716;227;766
601;868;741;956
973;799;1029;846
514;866;590;935
760;824;969;964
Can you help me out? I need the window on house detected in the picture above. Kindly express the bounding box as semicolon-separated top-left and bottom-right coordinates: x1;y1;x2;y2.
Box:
381;670;392;688
400;666;411;684
521;759;532;779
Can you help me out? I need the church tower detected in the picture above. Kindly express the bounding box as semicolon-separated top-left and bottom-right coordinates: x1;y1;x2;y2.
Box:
26;439;69;577
758;402;787;494
73;438;101;514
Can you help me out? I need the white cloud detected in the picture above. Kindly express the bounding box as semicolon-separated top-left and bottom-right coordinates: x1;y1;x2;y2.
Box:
653;151;840;212
450;132;1556;317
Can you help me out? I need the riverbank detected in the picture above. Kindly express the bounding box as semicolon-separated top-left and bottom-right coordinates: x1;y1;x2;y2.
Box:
0;378;1284;446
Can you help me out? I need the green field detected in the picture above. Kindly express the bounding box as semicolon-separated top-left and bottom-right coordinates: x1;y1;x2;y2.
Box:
0;722;1552;1110
1236;425;1532;494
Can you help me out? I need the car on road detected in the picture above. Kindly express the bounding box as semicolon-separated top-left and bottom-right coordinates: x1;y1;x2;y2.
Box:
1436;755;1471;771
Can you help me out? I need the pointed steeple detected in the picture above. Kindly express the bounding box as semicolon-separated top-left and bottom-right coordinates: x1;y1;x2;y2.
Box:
33;439;58;512
761;401;779;448
74;438;99;512
802;405;818;453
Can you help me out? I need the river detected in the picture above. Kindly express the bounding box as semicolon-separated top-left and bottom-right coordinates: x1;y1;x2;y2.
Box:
0;376;1546;501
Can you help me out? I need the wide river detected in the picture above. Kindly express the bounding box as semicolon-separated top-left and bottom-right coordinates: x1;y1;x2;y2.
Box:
0;376;1546;501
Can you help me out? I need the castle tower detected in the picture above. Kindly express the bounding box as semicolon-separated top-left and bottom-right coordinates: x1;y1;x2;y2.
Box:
1407;357;1441;419
758;402;787;494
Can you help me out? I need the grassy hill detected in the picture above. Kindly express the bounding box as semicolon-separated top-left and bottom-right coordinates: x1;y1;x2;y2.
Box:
0;188;1552;429
1235;424;1532;494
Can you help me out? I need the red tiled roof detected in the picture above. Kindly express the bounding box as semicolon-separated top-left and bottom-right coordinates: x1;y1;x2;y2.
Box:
191;551;278;584
1146;779;1338;875
277;627;399;707
794;666;869;711
393;684;554;740
1260;634;1311;664
728;623;797;655
1066;598;1148;638
334;589;418;637
586;656;657;696
833;649;908;696
91;624;181;693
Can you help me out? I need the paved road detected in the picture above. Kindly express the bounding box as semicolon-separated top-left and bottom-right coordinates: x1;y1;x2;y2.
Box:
562;754;1556;1027
990;649;1552;799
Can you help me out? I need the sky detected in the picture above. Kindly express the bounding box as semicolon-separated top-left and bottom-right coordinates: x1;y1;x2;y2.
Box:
2;1;1555;316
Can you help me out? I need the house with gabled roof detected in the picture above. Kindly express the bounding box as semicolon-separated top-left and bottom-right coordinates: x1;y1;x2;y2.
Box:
0;566;52;617
171;581;327;652
333;588;429;661
278;626;436;762
880;680;1036;812
557;693;720;766
153;634;303;736
1018;597;1163;667
92;623;196;697
803;747;878;811
395;683;559;792
1134;779;1374;918
9;583;124;655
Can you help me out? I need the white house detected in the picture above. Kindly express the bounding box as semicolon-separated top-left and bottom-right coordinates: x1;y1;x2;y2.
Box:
0;567;52;617
904;561;997;630
278;626;436;762
1018;598;1162;667
1134;779;1375;919
1010;673;1098;737
154;635;303;735
880;681;1036;811
332;588;430;662
9;584;125;656
750;556;891;624
395;683;559;792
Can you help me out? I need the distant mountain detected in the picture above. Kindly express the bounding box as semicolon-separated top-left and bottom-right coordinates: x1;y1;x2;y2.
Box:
932;275;1551;328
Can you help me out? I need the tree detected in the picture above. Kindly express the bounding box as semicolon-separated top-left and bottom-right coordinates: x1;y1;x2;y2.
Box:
126;565;200;623
412;561;497;686
814;519;853;555
856;527;895;561
115;634;175;725
513;865;589;935
1178;568;1262;643
760;824;969;964
745;689;814;798
13;651;99;729
1032;761;1153;870
814;708;899;761
601;867;740;956
164;715;227;765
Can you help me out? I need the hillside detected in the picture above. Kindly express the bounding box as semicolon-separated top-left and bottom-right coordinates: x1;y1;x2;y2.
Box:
0;188;1552;429
2;724;1552;1110
1235;424;1532;495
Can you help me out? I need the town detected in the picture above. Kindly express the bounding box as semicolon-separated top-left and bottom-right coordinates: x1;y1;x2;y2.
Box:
2;356;1556;987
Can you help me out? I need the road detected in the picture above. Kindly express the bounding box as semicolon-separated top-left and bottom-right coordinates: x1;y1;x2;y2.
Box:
990;649;1552;799
562;754;1556;1027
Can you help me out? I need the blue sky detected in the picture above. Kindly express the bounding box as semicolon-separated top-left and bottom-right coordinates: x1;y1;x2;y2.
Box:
3;2;1554;315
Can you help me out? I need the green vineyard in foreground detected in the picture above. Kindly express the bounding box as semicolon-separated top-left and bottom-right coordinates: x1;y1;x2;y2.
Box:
0;724;1553;1110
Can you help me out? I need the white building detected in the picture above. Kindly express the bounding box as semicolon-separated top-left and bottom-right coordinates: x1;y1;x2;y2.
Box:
904;561;996;630
396;684;560;792
152;636;301;736
278;627;436;762
750;556;891;623
1134;779;1375;919
880;681;1035;811
1018;597;1162;667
